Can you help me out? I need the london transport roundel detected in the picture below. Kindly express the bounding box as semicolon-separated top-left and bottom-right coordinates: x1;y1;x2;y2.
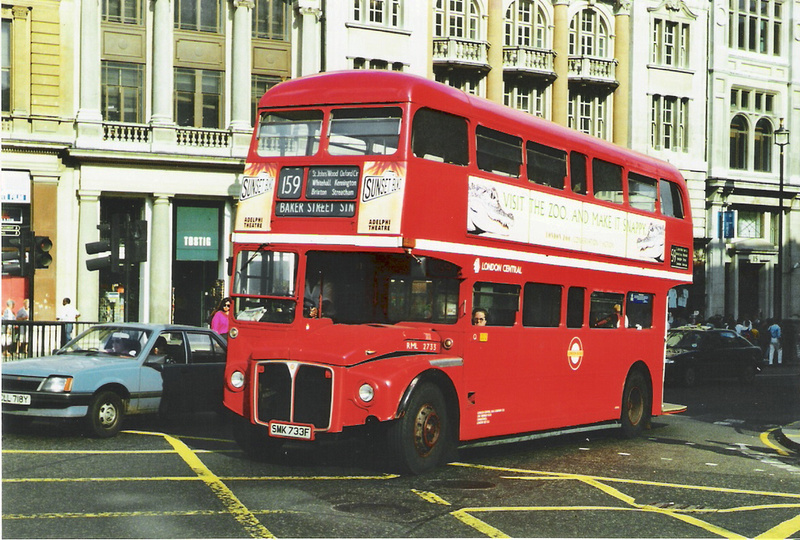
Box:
567;337;584;370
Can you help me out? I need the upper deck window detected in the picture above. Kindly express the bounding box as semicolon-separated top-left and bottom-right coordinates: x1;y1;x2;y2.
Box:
476;125;522;177
527;141;567;189
257;110;322;157
592;158;623;204
328;107;402;156
659;179;685;219
412;108;468;165
628;172;658;213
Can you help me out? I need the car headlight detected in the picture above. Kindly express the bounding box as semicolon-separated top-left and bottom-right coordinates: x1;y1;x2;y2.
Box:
229;370;245;390
358;383;375;403
39;376;73;393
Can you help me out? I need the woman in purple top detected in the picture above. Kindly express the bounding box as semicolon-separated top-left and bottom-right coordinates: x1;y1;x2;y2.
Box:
210;297;231;336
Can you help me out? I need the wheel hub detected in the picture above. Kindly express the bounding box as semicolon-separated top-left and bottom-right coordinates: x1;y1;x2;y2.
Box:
412;403;440;457
98;403;118;427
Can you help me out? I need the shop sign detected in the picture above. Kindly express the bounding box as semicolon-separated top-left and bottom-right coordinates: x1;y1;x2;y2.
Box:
176;207;219;261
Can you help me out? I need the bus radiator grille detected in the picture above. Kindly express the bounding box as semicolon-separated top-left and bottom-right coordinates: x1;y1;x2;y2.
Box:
256;363;332;429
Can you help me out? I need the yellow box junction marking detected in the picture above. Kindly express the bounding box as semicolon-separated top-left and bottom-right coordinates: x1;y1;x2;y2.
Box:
423;462;800;539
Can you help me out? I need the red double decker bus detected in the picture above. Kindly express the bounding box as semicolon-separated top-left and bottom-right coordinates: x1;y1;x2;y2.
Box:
225;71;692;474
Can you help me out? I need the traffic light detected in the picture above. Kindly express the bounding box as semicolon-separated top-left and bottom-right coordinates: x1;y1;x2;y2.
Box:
33;236;53;269
127;220;148;263
85;218;121;271
1;232;30;276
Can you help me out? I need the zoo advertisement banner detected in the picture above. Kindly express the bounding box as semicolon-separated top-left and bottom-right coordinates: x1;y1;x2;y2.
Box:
467;176;666;263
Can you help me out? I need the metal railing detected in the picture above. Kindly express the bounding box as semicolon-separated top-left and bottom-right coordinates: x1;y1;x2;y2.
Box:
1;321;99;362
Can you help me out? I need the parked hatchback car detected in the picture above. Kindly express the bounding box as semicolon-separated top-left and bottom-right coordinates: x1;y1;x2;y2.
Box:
665;326;763;386
1;323;226;437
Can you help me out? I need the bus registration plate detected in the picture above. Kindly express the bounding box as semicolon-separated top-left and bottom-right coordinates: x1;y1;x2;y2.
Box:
2;393;31;406
269;421;314;440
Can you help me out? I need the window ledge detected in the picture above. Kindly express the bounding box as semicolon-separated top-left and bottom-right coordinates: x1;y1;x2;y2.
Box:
345;22;412;37
646;64;695;76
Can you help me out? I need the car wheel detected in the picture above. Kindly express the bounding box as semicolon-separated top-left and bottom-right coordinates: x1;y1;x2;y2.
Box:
386;382;452;475
86;390;124;438
739;364;757;384
683;367;697;387
620;370;651;438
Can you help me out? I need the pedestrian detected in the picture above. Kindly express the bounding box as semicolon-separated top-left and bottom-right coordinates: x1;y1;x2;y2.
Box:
209;297;231;337
56;298;80;346
767;319;783;366
15;299;29;355
3;299;16;357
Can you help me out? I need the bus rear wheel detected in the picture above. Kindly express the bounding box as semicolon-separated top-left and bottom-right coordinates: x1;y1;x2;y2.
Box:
387;382;451;475
620;370;651;438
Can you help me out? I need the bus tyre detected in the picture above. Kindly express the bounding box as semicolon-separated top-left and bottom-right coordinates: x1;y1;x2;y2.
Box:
232;417;282;460
86;391;124;438
620;370;651;438
387;382;451;475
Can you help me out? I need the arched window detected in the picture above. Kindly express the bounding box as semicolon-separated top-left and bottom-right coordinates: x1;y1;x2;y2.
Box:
754;118;773;172
729;115;749;170
569;8;609;57
434;0;481;40
505;0;548;48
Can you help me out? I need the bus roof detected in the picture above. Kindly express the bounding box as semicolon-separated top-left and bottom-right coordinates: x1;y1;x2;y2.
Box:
259;70;681;179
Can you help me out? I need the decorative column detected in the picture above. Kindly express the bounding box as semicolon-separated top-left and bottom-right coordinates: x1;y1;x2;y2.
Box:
10;6;31;117
76;0;103;142
231;0;254;133
295;0;322;76
149;195;173;323
551;0;570;127
151;0;174;126
612;0;631;147
77;191;102;322
486;0;505;105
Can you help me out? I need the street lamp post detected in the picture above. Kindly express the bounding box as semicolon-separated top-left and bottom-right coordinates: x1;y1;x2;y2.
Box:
774;118;790;320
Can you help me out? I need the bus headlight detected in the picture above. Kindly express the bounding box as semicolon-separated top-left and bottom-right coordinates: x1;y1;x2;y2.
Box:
39;376;73;393
229;370;245;390
358;383;375;403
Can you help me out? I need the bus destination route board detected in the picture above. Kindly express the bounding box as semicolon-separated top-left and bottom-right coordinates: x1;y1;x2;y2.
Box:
275;166;358;218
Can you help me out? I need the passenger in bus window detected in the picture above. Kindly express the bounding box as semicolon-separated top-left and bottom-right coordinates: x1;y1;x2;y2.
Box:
472;308;488;326
596;304;627;328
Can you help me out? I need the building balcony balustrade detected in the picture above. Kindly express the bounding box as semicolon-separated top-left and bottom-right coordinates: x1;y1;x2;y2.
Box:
100;122;246;158
503;46;556;79
432;37;490;69
568;55;618;87
3;114;250;159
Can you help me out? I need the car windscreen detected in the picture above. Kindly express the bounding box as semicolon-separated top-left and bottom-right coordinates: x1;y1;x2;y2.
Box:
60;327;152;358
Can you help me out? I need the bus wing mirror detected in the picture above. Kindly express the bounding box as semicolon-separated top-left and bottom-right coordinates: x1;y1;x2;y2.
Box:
226;256;233;277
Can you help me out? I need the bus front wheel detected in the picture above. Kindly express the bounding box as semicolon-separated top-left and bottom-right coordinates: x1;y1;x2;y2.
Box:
387;382;451;475
620;370;651;438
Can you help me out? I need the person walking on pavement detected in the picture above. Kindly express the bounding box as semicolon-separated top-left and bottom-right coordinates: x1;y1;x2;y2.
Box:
209;297;231;337
3;299;16;357
15;299;29;355
768;319;782;366
57;298;80;346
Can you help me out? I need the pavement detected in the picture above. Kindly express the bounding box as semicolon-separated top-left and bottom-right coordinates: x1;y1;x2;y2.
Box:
768;363;800;453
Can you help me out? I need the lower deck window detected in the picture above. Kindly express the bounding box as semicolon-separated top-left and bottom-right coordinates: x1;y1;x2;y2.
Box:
473;282;521;326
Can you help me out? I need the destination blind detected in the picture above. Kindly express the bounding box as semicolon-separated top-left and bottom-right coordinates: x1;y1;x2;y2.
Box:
275;165;359;217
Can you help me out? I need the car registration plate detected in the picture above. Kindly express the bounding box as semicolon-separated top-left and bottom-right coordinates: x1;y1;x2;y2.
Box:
269;421;314;440
2;392;31;406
